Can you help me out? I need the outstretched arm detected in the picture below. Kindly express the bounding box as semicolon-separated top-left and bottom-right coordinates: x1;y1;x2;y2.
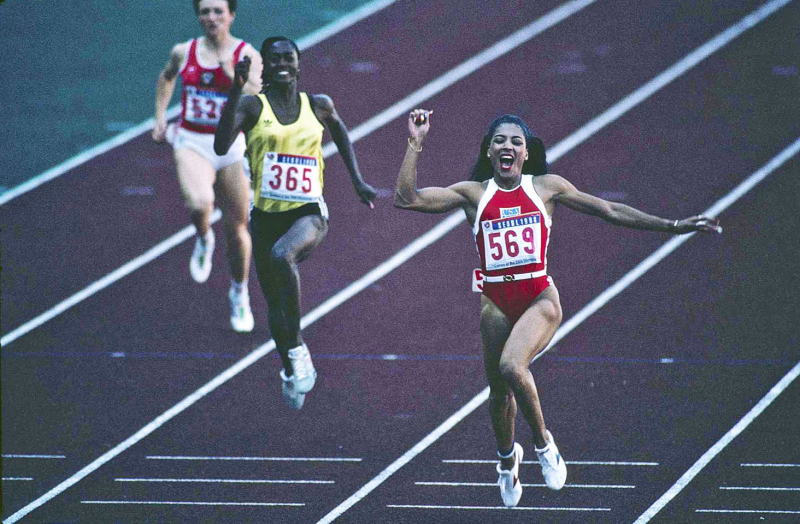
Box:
545;174;721;234
394;109;477;214
313;94;377;208
214;56;260;155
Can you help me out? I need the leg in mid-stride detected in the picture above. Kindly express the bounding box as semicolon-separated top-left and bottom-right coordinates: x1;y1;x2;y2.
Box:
481;285;568;507
252;208;328;409
216;161;254;333
174;147;217;284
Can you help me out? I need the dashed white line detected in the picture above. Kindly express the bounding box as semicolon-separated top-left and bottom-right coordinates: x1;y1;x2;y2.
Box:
2;478;34;481
1;455;65;459
415;481;635;489
720;486;800;491
741;463;800;467
145;455;361;462
81;500;304;507
387;504;612;512
696;509;800;515
442;459;657;466
115;478;335;484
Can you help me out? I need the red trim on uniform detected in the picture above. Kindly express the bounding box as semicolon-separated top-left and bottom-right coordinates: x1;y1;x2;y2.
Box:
178;39;247;134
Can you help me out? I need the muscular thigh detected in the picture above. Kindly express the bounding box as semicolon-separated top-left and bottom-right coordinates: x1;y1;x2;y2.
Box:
272;215;328;264
481;294;512;387
215;162;250;224
503;285;562;364
174;147;216;210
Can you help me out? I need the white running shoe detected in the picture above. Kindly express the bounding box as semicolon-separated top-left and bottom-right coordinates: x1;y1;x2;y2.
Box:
280;368;306;410
496;442;524;508
280;344;317;410
189;230;215;283
536;430;567;490
228;284;254;333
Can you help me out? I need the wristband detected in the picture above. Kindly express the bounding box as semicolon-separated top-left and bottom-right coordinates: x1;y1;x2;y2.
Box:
407;137;422;152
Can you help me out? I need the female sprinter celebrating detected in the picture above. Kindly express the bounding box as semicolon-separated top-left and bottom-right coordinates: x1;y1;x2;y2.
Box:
394;109;721;507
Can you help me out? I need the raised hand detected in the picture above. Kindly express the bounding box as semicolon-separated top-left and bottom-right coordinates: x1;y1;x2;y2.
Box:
233;55;251;88
675;215;723;234
408;109;433;140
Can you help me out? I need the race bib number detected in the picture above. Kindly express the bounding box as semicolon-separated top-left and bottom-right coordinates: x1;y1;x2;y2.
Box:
472;268;484;292
260;152;322;202
184;86;227;127
481;212;541;271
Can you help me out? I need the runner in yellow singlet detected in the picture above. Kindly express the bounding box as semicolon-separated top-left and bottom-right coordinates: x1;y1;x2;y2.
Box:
215;37;377;409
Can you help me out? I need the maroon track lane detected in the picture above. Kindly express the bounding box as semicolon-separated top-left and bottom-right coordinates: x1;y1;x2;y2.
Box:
3;0;798;522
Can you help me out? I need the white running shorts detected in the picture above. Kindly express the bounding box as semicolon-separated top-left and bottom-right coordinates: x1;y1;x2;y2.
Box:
168;124;246;171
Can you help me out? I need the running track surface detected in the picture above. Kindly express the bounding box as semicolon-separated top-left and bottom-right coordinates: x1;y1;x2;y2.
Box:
3;0;799;522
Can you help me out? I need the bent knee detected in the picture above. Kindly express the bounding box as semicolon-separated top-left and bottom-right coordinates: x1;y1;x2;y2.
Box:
489;388;514;405
498;360;529;386
269;246;294;269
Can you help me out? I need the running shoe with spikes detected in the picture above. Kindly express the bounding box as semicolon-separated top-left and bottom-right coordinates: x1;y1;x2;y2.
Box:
280;344;317;410
228;284;254;333
189;229;215;283
496;442;524;508
536;430;567;490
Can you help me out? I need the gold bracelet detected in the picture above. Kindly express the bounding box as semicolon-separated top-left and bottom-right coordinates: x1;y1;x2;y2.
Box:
407;137;422;152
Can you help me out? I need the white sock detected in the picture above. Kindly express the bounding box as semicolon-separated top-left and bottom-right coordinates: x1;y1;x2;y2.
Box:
230;279;247;295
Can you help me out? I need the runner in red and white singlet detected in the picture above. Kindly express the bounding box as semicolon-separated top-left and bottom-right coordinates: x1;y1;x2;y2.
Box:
474;174;553;325
395;109;722;508
152;0;262;333
178;38;246;134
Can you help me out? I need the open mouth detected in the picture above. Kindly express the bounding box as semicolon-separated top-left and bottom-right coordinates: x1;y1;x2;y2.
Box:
499;154;515;170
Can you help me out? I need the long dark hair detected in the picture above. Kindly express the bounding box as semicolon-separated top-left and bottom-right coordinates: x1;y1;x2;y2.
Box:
469;115;547;182
260;36;301;91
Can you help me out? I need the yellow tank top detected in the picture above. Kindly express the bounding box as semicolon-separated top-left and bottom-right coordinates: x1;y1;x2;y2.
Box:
246;92;326;213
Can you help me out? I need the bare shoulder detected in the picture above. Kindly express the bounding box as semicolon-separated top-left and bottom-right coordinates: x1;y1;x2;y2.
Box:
311;93;335;114
449;180;485;205
171;40;191;61
162;41;190;77
534;173;574;197
240;41;261;60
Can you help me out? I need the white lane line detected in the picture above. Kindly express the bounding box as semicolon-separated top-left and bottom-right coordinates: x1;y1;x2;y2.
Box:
81;500;304;507
741;463;800;467
2;454;65;459
387;504;611;512
696;509;800;515
442;459;657;466
633;360;800;523
296;0;396;50
321;0;598;158
115;478;334;484
316;2;800;515
2;478;34;481
146;455;361;462
1;209;220;347
2;0;598;348
416;481;635;489
0;0;396;206
720;486;800;491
